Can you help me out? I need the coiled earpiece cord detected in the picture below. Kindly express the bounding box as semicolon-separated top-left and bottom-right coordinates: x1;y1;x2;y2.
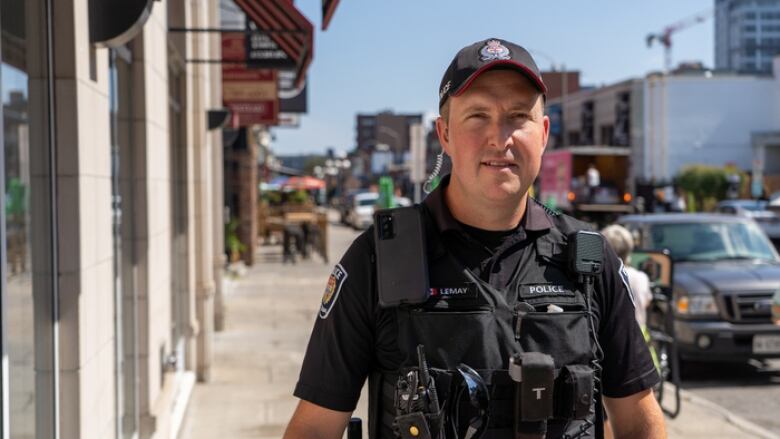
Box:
423;151;444;194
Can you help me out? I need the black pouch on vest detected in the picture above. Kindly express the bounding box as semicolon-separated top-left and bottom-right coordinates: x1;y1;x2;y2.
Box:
554;365;594;420
510;352;555;422
396;412;431;439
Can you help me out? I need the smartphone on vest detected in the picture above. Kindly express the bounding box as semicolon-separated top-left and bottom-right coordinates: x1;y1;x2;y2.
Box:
373;205;430;308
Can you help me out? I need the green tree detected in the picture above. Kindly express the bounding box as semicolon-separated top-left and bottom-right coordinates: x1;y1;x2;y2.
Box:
676;165;739;211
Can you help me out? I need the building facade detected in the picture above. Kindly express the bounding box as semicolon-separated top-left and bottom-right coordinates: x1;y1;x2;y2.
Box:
644;62;780;182
552;60;780;191
1;0;224;438
353;111;423;186
715;0;780;74
556;79;641;152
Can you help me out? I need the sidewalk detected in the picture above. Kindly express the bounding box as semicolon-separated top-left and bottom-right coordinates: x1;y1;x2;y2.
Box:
179;216;775;439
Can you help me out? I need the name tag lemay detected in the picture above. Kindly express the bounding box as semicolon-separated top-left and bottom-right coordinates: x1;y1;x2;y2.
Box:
429;283;478;299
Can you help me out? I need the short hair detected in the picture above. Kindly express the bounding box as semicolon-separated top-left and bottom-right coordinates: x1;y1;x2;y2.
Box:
601;224;634;263
440;100;451;122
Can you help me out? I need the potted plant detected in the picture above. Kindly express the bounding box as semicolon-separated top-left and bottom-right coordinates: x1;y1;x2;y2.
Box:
225;218;246;263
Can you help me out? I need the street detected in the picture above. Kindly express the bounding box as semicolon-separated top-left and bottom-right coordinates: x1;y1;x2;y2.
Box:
682;360;780;437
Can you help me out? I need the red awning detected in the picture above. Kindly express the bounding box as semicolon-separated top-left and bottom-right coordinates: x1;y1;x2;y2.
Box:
233;0;314;87
322;0;341;31
284;176;326;190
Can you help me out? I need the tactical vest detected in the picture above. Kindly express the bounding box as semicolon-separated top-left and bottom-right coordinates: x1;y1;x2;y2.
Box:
368;205;603;439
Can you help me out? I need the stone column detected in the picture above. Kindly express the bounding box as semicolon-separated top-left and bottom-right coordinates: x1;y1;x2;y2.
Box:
209;0;227;332
238;129;258;266
190;0;216;383
43;0;115;437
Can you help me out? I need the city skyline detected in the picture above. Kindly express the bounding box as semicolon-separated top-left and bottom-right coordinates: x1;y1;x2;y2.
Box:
273;0;715;155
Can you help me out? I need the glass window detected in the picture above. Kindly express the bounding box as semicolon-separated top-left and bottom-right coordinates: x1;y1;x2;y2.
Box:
2;0;56;436
110;46;140;439
168;46;189;377
649;221;778;262
359;117;376;127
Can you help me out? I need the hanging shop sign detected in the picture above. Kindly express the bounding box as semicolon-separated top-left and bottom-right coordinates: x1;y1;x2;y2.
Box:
278;70;308;113
222;32;246;63
233;0;313;88
222;66;278;127
245;20;298;69
277;113;301;128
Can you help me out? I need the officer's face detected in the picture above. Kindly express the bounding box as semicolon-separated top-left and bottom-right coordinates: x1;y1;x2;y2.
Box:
437;70;549;205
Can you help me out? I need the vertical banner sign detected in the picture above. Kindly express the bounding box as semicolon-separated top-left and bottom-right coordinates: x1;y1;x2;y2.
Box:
540;150;573;209
222;66;279;127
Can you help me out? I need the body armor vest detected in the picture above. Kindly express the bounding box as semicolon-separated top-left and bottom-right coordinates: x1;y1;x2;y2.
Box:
368;206;603;439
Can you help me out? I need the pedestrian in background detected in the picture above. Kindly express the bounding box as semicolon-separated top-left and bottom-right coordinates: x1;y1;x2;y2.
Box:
602;224;652;330
671;186;687;213
586;162;600;203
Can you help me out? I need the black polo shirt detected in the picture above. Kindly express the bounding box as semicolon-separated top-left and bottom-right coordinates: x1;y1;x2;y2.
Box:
294;177;658;412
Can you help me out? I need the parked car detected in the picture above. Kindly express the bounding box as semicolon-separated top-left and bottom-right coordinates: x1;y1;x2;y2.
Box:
619;213;780;364
769;191;780;207
715;199;780;245
337;189;369;225
347;192;379;230
395;196;412;207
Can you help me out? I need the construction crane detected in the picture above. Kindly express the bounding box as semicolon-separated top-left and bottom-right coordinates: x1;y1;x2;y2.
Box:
646;9;712;72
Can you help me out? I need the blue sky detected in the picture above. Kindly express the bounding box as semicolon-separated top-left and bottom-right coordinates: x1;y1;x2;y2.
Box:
2;64;27;104
273;0;714;155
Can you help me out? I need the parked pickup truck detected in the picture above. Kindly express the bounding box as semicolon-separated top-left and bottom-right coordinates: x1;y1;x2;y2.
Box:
619;213;780;363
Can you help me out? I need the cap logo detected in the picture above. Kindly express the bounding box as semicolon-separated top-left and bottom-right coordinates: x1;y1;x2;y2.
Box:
480;40;511;61
439;80;452;99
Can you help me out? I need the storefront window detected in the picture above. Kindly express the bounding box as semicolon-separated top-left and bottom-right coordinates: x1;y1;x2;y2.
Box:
110;46;139;439
169;53;188;368
2;0;56;436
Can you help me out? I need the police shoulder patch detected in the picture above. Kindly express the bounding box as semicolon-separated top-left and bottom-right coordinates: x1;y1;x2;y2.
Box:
319;264;348;319
618;259;637;309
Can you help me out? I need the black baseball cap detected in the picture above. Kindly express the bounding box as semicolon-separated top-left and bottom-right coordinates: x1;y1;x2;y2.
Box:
438;38;547;109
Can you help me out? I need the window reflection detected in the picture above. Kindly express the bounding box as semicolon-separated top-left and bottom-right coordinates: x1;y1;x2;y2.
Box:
3;50;36;439
3;0;55;436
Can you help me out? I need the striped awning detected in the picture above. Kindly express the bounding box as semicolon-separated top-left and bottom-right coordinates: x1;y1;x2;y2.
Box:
322;0;341;31
233;0;313;87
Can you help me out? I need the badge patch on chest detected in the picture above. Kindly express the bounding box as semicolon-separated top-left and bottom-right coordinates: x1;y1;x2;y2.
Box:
319;264;348;319
519;284;575;299
429;283;478;300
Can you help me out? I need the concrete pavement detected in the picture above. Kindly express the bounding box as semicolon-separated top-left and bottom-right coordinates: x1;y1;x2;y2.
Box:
179;215;776;438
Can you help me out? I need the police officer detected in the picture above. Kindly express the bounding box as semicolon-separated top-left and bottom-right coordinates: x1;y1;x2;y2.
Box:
284;38;665;438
